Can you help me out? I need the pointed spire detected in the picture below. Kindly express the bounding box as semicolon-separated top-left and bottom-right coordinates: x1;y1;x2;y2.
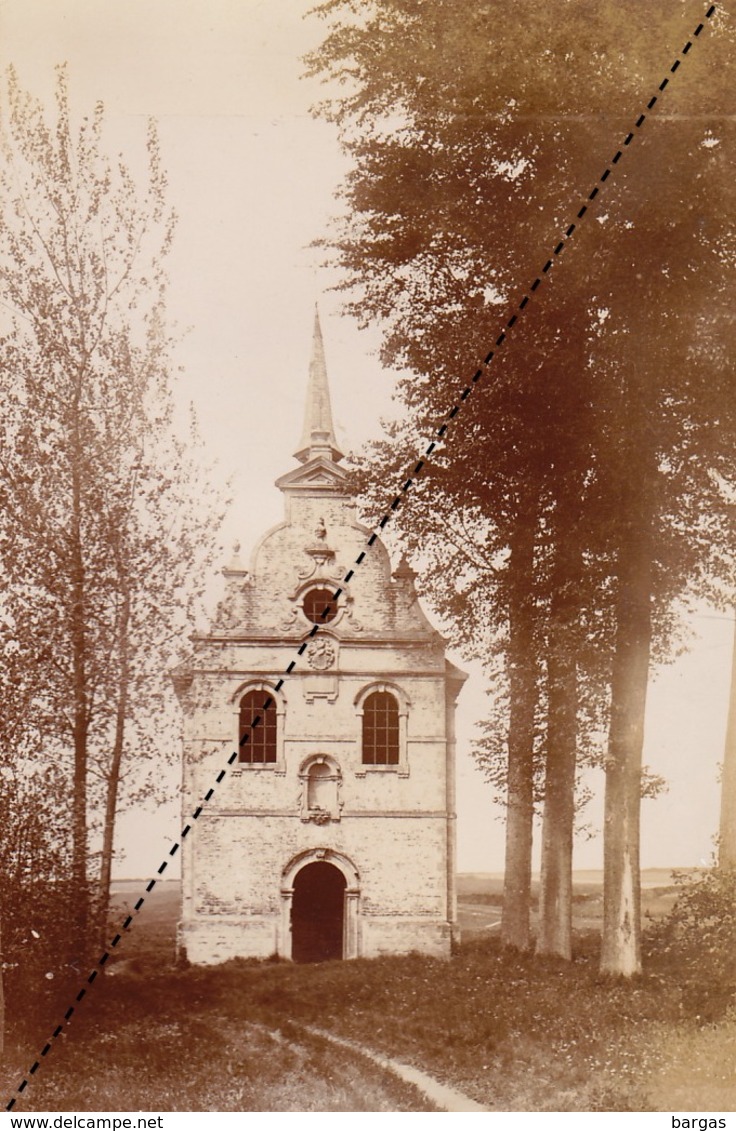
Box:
293;305;343;465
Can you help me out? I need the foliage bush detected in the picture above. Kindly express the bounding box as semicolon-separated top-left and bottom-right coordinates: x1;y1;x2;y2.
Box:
644;867;736;1021
0;766;80;1045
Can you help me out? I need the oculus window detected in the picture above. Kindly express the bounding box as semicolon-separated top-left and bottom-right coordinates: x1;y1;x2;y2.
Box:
302;587;339;624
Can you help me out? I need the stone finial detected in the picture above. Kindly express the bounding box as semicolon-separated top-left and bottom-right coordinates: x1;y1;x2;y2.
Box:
222;540;248;579
392;553;417;583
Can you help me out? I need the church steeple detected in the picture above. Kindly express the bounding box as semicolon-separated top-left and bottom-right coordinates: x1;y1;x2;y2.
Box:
293;306;344;465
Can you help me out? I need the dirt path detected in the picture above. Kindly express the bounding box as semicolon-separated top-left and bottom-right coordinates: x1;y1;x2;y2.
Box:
304;1025;491;1112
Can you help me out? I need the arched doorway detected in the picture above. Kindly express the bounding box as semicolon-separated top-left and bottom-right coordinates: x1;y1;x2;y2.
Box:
291;861;346;962
280;848;360;960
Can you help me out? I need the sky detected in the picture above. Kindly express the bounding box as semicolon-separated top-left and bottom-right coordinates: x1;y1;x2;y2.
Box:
0;0;732;877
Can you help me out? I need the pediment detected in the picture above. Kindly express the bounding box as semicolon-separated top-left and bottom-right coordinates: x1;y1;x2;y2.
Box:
276;457;350;495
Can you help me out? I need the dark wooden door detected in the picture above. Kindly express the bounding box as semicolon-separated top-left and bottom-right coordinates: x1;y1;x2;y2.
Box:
291;861;346;962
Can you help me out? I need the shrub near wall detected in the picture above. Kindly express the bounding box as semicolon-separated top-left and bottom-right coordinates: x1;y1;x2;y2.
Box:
644;868;736;1021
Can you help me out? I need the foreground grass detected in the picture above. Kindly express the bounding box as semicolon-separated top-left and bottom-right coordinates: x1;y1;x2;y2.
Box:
1;1001;436;1112
644;1013;736;1113
4;932;734;1113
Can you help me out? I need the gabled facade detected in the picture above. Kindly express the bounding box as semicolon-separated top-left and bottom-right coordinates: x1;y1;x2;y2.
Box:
175;311;466;963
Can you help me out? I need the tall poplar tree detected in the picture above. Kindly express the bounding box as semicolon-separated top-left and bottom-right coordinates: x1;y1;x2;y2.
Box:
0;68;221;960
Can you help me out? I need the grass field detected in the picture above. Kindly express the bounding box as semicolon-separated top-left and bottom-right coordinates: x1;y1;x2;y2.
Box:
2;873;733;1113
456;869;685;938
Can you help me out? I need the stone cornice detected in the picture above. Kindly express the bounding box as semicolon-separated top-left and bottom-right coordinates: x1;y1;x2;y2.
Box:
191;632;441;647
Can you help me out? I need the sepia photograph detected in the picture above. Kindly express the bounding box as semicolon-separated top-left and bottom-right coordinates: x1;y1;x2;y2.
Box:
0;0;734;1118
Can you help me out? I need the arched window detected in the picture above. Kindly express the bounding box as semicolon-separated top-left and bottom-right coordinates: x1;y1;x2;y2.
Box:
239;689;277;763
362;690;400;766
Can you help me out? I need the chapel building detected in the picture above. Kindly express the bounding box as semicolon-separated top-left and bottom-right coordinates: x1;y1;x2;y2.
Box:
174;311;466;964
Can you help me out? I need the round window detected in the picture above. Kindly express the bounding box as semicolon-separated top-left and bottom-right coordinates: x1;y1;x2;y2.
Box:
302;587;339;624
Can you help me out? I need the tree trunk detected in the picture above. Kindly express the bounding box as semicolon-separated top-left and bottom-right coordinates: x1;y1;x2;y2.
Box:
501;522;538;950
536;508;582;960
0;908;5;1058
70;422;90;960
536;635;577;959
601;516;653;976
98;580;131;950
718;615;736;869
